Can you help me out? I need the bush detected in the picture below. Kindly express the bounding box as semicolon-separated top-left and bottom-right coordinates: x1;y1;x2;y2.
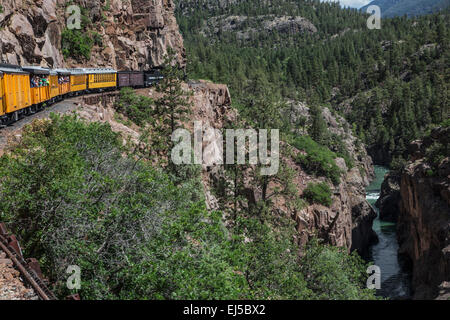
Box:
0;115;239;299
300;239;378;300
440;119;450;128
303;182;332;207
390;156;406;172
293;136;342;185
61;28;94;60
425;142;447;171
326;133;354;170
114;87;154;126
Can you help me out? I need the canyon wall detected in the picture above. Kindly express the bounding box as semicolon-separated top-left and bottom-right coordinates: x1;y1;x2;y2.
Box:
396;127;450;299
0;0;185;69
195;96;377;255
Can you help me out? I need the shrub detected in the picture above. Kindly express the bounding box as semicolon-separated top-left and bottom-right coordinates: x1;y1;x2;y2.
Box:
390;156;406;172
326;133;354;170
300;239;378;300
440;119;450;128
293;136;342;185
114;87;154;126
0;115;236;299
61;28;94;60
425;142;447;171
303;182;332;207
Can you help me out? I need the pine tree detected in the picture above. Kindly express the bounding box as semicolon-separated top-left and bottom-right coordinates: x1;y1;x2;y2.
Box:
155;47;192;138
309;104;327;145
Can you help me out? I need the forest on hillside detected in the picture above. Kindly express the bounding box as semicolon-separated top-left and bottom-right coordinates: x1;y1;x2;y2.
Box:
176;0;449;167
361;0;450;18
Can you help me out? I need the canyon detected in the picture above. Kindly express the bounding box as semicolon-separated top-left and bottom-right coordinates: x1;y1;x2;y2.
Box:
0;0;379;257
1;0;448;300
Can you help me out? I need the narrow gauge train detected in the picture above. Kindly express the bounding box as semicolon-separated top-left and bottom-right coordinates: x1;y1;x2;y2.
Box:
0;63;164;127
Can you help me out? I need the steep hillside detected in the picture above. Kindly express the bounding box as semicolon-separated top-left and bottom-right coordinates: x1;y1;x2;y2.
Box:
361;0;450;18
0;0;185;69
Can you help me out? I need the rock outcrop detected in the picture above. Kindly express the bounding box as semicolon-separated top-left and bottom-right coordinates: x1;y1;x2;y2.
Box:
376;171;401;222
397;126;450;299
200;15;317;40
284;101;377;255
0;0;185;69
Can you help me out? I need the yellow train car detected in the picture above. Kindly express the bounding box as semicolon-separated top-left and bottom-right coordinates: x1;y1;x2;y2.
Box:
0;71;4;121
22;66;51;107
54;69;71;97
49;70;60;100
0;64;32;125
85;68;117;91
67;69;87;94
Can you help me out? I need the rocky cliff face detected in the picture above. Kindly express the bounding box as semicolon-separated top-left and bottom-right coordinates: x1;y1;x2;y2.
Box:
198;97;377;255
397;127;450;299
376;171;401;222
0;0;185;69
200;15;317;41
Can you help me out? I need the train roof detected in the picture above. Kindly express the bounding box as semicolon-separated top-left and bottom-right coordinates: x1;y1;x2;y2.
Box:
67;68;116;74
64;68;116;75
0;63;28;75
118;70;144;74
53;68;72;75
22;66;50;75
65;68;86;75
83;68;117;74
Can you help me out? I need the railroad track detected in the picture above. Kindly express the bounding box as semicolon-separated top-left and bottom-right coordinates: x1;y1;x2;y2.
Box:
0;223;57;300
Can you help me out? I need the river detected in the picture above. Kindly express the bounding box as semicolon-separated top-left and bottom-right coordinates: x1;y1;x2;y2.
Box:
366;166;412;299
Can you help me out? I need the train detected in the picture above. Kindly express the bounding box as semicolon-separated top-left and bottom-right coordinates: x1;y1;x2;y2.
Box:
0;63;164;127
